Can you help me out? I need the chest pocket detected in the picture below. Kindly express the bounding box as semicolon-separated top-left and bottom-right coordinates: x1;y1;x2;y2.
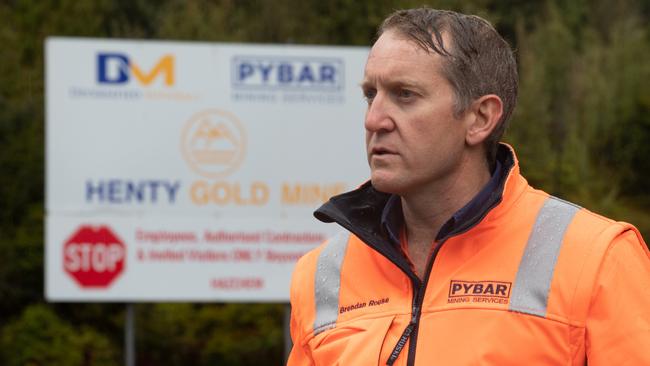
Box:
309;315;395;366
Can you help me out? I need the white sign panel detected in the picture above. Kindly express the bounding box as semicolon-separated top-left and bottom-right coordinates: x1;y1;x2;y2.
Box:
45;37;369;301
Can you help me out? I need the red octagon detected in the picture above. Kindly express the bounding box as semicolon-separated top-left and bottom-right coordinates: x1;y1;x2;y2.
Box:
63;225;126;288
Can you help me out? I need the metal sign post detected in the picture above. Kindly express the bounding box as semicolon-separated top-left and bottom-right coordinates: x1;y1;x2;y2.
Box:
284;303;292;363
125;303;135;366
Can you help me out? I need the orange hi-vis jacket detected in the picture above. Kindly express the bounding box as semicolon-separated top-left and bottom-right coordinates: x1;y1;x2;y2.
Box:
288;145;650;366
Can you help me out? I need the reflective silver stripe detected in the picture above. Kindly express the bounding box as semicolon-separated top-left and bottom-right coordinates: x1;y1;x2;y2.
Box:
509;196;580;317
313;230;350;335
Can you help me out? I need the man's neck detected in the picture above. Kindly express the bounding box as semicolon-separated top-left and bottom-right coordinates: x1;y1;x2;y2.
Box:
401;152;491;277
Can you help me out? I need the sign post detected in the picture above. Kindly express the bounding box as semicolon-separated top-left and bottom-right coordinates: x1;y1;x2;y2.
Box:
125;303;135;366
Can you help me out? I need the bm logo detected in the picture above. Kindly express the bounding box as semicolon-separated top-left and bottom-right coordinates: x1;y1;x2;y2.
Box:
232;56;343;90
97;53;175;86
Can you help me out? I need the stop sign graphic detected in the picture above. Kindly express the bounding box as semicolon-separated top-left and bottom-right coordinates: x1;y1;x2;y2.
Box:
63;225;126;288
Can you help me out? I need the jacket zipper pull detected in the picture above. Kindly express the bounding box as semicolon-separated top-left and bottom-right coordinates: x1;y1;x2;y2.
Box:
386;308;419;366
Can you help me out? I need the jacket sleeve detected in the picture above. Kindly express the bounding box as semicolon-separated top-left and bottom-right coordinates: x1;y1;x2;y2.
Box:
286;257;315;366
585;229;650;365
287;305;314;366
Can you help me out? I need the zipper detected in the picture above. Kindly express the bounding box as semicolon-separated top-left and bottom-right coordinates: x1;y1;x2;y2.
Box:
399;194;505;365
384;240;447;366
405;242;446;366
386;305;420;365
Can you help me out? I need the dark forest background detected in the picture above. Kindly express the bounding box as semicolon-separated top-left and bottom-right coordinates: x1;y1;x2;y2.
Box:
1;0;648;365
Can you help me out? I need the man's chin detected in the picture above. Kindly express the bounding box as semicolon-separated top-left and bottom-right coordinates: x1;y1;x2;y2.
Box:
369;176;404;195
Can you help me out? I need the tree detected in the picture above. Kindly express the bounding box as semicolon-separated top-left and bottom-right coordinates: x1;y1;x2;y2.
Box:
1;304;118;366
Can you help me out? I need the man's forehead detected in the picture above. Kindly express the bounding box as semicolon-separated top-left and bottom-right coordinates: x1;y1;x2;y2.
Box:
363;31;443;83
368;30;428;58
378;26;454;53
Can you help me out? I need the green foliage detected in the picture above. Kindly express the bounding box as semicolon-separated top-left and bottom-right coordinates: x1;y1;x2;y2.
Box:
135;303;284;365
0;0;648;365
1;304;118;366
198;304;284;365
504;0;650;235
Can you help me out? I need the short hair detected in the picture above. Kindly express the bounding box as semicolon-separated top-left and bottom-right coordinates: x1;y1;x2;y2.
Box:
379;8;518;166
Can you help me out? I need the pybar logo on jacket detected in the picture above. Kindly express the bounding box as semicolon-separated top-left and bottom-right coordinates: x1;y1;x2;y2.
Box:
447;280;511;305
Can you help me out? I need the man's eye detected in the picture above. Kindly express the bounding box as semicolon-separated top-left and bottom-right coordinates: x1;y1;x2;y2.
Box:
363;89;377;103
397;89;415;99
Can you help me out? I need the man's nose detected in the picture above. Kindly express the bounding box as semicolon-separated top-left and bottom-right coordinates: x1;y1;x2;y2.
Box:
364;93;395;132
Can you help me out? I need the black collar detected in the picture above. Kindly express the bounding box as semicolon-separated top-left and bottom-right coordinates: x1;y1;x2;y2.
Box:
380;159;505;245
314;144;515;273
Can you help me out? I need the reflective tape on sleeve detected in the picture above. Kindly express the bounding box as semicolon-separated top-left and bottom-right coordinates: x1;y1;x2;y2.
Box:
313;230;350;335
509;196;580;317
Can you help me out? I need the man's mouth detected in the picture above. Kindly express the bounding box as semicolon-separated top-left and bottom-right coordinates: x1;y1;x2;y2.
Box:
371;147;396;155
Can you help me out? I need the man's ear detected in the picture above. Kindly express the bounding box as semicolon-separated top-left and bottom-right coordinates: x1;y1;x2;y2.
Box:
465;94;503;146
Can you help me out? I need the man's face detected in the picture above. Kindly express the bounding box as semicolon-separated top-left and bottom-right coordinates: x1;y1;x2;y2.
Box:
362;30;471;196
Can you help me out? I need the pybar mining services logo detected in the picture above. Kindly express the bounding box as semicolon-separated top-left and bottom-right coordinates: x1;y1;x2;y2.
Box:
448;280;512;305
181;109;247;179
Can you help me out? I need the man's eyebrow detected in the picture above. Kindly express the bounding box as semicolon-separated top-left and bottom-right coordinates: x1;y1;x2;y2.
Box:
359;79;374;89
360;77;422;90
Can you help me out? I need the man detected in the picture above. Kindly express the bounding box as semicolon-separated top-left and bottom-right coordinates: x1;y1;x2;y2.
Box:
288;7;650;366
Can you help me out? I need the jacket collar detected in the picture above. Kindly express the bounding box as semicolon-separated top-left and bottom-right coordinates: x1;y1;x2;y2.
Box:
314;144;518;261
380;158;505;246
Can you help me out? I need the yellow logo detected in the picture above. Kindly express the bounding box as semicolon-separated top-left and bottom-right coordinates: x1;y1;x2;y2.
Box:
181;109;247;178
131;55;174;86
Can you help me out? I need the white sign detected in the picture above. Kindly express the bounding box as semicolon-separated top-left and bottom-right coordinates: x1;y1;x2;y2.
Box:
45;37;369;301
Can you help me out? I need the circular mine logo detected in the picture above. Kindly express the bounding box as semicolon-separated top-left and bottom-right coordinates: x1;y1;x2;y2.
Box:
181;109;247;179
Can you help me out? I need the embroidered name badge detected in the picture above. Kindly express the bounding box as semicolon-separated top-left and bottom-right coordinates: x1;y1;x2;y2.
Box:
339;297;390;314
448;280;511;305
